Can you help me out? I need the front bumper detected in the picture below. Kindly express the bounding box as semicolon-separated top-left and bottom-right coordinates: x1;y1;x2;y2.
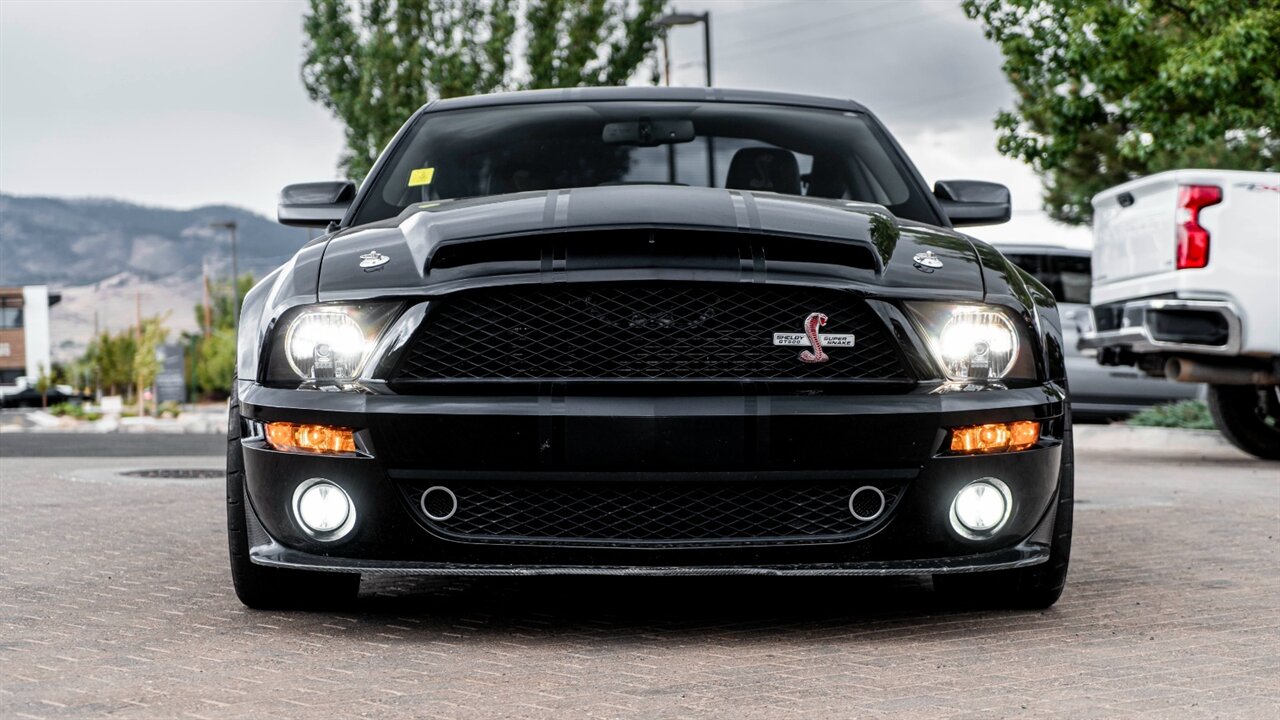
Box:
237;382;1068;574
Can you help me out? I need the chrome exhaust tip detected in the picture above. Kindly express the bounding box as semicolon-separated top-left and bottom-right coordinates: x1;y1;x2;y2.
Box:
421;485;458;522
848;486;886;522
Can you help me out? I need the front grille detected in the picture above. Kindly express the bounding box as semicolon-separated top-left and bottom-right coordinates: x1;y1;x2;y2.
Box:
399;481;905;546
392;284;907;382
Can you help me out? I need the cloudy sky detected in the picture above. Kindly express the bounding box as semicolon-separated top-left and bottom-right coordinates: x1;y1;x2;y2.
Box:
0;0;1088;247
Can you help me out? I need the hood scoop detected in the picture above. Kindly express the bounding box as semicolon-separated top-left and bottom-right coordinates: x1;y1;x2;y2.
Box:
316;185;985;300
428;228;879;277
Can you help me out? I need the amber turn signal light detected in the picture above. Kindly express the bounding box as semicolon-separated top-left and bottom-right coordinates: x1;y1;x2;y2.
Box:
950;421;1039;454
265;422;357;455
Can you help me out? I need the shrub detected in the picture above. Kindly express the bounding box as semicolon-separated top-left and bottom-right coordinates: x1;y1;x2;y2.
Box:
1127;400;1216;430
46;402;102;422
48;402;76;417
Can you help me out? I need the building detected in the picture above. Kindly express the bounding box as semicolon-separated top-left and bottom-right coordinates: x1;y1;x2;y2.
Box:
0;286;61;384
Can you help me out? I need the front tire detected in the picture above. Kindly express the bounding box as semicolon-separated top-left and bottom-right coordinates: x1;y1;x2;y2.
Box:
934;413;1074;609
1207;384;1280;460
226;378;360;609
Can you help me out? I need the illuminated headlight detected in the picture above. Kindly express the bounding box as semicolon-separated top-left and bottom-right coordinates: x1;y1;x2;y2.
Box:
950;478;1012;539
287;312;366;380
266;304;401;385
939;310;1017;377
906;303;1035;381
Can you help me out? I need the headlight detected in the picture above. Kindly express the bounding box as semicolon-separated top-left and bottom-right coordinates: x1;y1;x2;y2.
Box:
286;312;366;380
265;303;402;385
906;302;1036;381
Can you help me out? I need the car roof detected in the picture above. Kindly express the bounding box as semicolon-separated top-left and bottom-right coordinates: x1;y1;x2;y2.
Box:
423;86;871;115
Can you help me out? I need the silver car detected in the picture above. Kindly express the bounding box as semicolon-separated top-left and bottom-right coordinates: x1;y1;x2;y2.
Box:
998;244;1201;420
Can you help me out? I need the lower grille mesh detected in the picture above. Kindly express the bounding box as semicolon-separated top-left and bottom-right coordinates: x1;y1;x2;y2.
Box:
400;481;904;546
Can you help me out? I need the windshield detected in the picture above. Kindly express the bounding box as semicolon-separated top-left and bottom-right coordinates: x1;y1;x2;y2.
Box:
350;101;941;227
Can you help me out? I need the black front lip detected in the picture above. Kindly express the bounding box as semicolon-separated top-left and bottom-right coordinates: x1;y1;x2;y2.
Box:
249;543;1051;577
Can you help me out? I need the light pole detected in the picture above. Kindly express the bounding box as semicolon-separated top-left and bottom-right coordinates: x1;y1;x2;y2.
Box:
653;10;715;185
653;10;712;86
209;221;239;328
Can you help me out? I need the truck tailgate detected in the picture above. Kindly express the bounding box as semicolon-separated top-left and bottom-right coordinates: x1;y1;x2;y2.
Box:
1092;173;1178;284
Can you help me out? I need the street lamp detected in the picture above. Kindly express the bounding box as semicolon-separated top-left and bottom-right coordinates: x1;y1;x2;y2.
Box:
652;11;712;87
209;221;240;328
652;10;715;186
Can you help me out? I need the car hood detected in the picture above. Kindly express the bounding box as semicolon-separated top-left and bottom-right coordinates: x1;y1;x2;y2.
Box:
315;185;985;299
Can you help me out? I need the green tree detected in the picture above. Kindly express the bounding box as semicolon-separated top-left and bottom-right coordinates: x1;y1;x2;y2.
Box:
964;0;1280;225
303;0;665;181
34;364;52;409
193;327;238;398
134;315;169;416
188;274;254;398
196;274;255;333
61;357;92;396
85;329;136;398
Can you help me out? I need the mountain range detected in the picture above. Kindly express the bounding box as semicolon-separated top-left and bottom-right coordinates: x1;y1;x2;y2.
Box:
0;193;315;361
0;193;310;287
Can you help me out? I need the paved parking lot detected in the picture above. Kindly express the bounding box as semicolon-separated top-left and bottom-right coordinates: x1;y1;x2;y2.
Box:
1;432;1277;718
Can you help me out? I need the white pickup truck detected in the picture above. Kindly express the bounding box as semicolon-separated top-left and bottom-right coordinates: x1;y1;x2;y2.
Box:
1080;169;1280;459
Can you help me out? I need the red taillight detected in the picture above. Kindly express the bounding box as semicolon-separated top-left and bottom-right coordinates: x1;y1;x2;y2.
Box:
1176;184;1222;269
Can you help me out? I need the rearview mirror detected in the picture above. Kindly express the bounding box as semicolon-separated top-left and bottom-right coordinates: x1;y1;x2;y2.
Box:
277;181;356;228
602;118;696;146
934;180;1011;227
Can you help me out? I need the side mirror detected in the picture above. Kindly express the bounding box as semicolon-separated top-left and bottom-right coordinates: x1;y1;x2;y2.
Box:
934;180;1011;226
277;181;356;228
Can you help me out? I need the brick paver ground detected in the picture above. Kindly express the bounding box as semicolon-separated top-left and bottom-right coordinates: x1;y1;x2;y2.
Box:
1;436;1277;718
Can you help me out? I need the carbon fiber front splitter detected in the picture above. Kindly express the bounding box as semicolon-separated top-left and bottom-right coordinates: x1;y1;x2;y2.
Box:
249;541;1049;577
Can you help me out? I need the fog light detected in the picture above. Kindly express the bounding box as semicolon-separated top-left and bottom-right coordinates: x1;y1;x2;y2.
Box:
265;422;357;455
950;478;1011;539
950;421;1039;454
292;479;355;541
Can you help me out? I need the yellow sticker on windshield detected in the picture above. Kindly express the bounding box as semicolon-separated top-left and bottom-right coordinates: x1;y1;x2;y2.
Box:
408;167;435;186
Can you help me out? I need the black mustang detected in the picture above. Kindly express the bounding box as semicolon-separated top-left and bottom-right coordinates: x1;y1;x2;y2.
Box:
229;87;1073;609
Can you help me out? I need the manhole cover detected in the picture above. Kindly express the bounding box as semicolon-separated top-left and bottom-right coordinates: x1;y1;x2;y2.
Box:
119;468;224;480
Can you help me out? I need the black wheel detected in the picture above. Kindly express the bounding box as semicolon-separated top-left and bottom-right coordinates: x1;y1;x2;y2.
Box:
1207;385;1280;460
934;410;1074;610
227;378;360;610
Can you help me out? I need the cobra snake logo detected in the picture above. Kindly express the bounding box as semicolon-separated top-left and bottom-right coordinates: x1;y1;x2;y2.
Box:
800;312;829;364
